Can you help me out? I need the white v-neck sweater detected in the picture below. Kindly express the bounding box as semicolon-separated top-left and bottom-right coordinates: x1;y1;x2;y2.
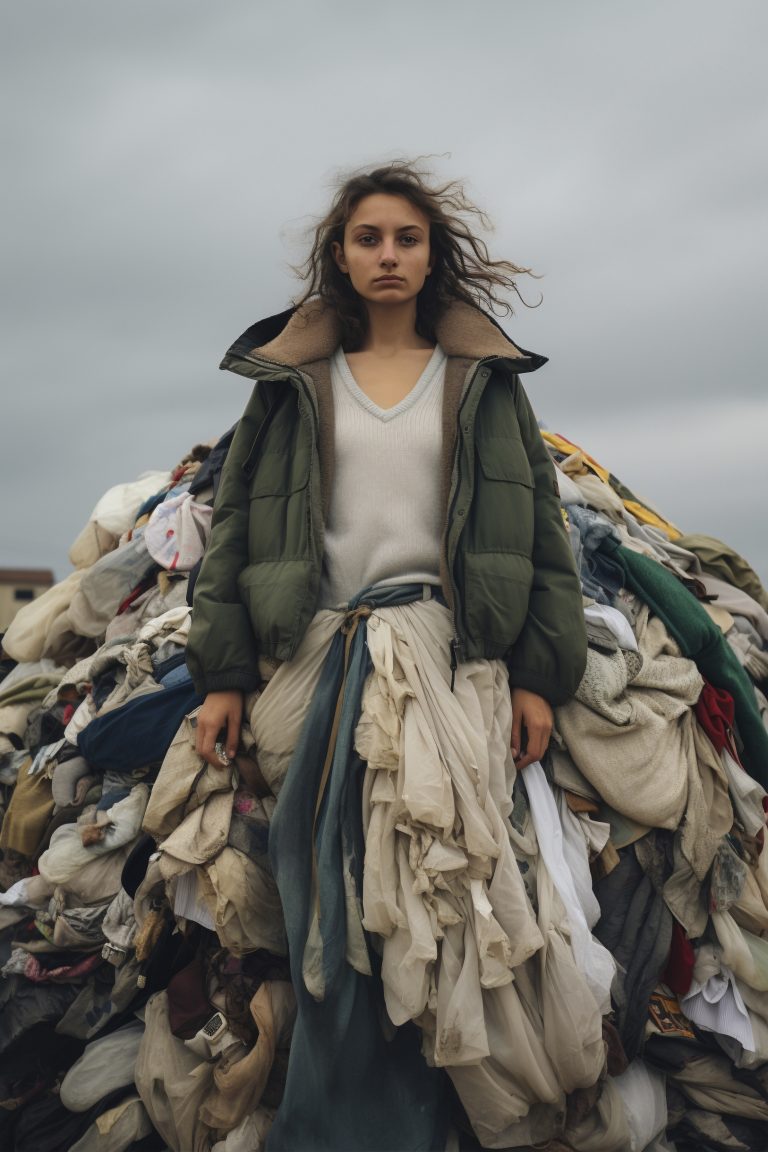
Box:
319;345;447;609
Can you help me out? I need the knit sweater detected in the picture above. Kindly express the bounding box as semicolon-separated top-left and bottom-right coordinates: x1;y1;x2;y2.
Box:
319;345;446;608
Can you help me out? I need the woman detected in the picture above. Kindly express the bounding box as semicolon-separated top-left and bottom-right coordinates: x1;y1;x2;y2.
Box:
186;162;591;1150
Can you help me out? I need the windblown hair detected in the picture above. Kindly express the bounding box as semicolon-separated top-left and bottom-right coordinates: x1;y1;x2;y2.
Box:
294;159;536;349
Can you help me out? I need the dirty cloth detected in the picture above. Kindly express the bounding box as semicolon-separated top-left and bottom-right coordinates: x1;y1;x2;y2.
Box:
600;539;768;788
142;706;235;841
134;989;217;1152
697;575;768;643
525;762;615;1013
611;1058;669;1152
76;676;202;773
60;1019;145;1111
564;504;623;605
556;605;704;830
67;531;158;640
66;1096;154;1152
681;944;755;1053
199;980;296;1132
0;661;67;743
0;758;54;857
592;845;673;1060
145;491;213;572
678;533;768;612
37;785;149;886
148;712;285;956
2;572;86;663
72;470;172;554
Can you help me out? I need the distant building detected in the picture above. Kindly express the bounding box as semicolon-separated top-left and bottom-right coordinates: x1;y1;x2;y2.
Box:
0;568;54;633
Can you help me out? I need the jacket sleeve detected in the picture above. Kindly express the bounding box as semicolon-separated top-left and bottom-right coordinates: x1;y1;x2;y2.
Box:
185;384;268;696
505;376;587;705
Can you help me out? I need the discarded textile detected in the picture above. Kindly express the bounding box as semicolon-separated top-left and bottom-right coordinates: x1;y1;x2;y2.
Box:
2;427;768;1151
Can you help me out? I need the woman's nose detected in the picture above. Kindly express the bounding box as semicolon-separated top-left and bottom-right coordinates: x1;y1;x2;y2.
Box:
379;240;398;265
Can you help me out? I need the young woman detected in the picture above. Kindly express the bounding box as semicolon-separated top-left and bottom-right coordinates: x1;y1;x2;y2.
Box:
186;162;590;1150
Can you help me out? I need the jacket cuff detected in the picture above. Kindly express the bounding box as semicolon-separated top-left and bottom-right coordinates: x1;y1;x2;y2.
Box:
188;669;262;697
506;666;575;708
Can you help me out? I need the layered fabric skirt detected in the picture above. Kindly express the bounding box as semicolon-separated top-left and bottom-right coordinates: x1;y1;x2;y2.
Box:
251;591;611;1150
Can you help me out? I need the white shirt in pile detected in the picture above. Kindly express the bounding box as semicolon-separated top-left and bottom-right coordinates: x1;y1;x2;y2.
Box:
319;344;447;609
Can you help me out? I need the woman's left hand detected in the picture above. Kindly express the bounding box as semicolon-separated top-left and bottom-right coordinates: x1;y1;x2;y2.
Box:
510;687;553;770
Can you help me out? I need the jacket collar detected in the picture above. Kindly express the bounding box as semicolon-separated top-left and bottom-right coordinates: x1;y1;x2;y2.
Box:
220;298;547;376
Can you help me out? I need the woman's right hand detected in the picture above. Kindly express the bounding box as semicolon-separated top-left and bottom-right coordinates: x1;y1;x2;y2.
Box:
196;690;243;768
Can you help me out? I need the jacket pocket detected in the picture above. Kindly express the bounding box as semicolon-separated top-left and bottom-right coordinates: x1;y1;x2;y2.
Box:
468;439;535;556
476;439;534;487
463;550;534;654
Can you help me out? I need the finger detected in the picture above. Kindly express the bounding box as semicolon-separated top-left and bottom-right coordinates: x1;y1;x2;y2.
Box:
515;750;536;771
195;717;212;759
226;709;241;761
200;725;220;767
198;711;226;767
522;724;551;768
510;713;522;759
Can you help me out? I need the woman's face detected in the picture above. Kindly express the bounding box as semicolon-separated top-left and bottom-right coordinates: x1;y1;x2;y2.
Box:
332;193;432;307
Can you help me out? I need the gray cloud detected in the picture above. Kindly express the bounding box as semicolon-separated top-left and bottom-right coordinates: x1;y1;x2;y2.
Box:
2;0;767;586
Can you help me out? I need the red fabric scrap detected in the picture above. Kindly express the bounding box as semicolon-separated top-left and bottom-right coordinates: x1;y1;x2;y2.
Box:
662;921;695;996
696;681;736;754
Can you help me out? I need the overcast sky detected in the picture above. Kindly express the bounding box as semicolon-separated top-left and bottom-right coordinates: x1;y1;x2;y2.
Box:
3;0;767;587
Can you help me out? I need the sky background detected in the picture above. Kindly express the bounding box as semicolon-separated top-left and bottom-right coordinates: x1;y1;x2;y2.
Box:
3;0;767;586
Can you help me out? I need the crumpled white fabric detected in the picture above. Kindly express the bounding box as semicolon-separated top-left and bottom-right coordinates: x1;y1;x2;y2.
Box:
710;910;768;992
37;785;150;886
75;470;171;541
0;874;53;908
681;944;755;1052
556;607;704;830
556;791;608;930
145;492;213;572
525;762;615;1014
720;747;766;838
356;601;543;1042
583;602;639;652
352;599;607;1144
60;1020;145;1111
611;1059;668;1152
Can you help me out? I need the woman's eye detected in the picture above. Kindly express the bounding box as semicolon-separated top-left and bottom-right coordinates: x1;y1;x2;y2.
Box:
358;234;377;245
400;235;418;246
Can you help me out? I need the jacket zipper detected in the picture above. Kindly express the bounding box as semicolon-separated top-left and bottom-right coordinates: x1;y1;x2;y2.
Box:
444;357;497;689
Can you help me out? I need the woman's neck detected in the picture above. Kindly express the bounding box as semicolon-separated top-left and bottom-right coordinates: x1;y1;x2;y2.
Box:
360;301;434;354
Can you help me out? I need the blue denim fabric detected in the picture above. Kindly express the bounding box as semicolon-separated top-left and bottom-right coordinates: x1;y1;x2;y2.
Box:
267;585;447;1152
566;503;623;604
77;675;202;774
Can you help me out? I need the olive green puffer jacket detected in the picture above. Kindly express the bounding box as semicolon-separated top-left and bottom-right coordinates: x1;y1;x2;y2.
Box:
186;300;586;705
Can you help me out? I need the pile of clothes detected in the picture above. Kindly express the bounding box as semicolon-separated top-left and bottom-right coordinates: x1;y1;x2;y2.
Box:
0;426;766;1152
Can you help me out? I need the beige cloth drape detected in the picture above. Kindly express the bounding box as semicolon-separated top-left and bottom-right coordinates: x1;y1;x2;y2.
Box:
246;598;607;1147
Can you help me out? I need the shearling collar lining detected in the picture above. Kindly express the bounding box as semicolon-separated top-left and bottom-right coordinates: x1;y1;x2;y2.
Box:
222;298;546;375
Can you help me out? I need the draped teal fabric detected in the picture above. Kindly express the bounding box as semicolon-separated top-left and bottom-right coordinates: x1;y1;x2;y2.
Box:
267;585;447;1152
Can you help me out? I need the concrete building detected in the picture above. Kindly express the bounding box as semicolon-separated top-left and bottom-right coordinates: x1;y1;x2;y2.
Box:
0;568;54;633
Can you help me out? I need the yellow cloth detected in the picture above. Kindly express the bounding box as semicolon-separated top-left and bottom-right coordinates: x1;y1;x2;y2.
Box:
0;760;55;858
541;431;682;539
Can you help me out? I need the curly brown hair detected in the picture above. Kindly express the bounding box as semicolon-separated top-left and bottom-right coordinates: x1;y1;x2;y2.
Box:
294;159;536;350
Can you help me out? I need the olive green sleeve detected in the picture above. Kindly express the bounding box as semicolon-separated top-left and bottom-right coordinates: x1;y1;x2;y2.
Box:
504;377;587;705
185;384;269;696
